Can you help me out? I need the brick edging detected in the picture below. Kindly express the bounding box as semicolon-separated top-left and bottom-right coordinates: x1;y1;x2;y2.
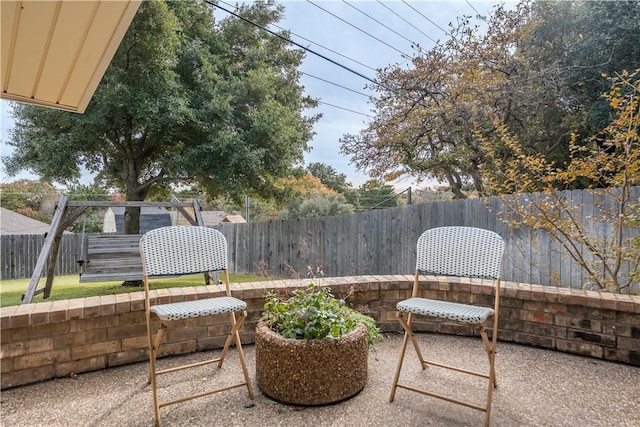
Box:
1;276;638;389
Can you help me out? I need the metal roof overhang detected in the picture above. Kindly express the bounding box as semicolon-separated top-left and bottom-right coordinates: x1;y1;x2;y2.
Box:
1;0;141;114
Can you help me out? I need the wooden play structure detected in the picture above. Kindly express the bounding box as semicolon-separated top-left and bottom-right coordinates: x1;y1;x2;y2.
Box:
22;196;207;304
79;234;146;283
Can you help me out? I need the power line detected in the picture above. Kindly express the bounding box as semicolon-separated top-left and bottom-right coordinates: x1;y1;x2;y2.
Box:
401;0;451;38
342;0;425;55
299;71;375;116
318;101;374;118
376;0;437;45
206;1;407;101
218;0;378;73
307;0;412;58
465;0;489;24
300;71;371;98
271;22;378;73
465;0;482;18
215;3;376;113
217;0;380;115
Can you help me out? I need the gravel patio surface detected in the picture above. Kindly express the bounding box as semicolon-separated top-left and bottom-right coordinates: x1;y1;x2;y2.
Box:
1;332;639;427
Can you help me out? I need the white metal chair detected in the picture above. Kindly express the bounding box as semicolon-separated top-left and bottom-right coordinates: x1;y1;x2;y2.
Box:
139;226;253;426
389;226;505;427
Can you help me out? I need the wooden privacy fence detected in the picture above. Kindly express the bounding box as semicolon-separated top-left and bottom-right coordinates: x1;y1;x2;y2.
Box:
2;187;639;289
1;234;82;280
215;187;639;289
0;233;142;280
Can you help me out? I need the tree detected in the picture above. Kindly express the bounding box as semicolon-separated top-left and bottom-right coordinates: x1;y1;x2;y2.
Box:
276;174;355;219
306;162;349;192
481;70;640;293
512;0;640;163
4;0;318;234
279;193;355;220
340;3;537;198
357;180;398;211
535;1;640;133
306;162;359;206
0;180;58;214
340;1;640;198
65;183;112;233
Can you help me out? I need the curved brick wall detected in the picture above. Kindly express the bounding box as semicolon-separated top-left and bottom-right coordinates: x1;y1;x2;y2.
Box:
1;276;638;389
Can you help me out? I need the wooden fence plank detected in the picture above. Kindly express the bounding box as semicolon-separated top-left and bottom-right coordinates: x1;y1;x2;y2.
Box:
3;187;638;291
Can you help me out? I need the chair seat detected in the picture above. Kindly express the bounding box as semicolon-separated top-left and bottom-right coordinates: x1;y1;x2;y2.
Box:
150;297;247;321
397;298;494;324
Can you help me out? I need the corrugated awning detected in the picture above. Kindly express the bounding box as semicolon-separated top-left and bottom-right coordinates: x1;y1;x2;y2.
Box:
1;0;141;114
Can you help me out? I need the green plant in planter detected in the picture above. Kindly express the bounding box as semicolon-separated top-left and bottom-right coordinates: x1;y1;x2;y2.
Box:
261;283;381;347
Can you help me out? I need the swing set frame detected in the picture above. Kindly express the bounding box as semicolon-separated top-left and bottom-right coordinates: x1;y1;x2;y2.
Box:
21;196;206;304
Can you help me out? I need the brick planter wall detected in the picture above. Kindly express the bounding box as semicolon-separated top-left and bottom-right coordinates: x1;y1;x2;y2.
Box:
1;276;639;389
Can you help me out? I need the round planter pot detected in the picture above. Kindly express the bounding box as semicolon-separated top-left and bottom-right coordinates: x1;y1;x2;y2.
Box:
255;320;369;406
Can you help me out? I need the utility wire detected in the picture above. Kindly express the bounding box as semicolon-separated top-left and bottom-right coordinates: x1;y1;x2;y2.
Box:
376;0;437;45
307;0;411;58
465;0;482;17
300;71;371;98
300;71;375;117
465;0;489;24
402;0;450;37
342;0;425;54
271;23;377;73
218;0;378;73
358;187;412;212
206;1;412;103
218;0;378;117
318;101;374;118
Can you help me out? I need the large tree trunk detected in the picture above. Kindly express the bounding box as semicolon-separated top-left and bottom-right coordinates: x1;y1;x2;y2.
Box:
121;175;149;287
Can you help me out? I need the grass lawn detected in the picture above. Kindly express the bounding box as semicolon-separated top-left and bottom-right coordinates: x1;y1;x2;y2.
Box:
0;273;271;308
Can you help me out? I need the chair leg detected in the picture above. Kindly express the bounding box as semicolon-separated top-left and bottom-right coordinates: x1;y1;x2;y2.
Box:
389;328;410;402
479;325;497;427
390;312;427;402
218;311;245;368
397;312;427;368
479;326;497;388
234;327;255;400
218;311;253;400
485;380;494;427
218;311;254;400
149;325;166;383
147;323;166;427
391;314;498;427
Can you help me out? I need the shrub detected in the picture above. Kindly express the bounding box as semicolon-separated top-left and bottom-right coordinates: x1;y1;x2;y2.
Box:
261;283;381;346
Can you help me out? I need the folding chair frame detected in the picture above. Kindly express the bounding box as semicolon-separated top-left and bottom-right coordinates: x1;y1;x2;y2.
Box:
140;226;254;426
389;226;504;427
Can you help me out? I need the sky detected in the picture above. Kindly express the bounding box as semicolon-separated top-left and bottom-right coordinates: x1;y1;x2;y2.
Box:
0;0;506;190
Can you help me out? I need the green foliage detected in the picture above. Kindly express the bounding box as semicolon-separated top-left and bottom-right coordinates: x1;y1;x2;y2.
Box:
64;183;112;232
307;162;360;207
306;162;350;194
279;192;355;220
358;181;398;210
4;0;318;233
0;180;58;212
532;1;640;133
262;283;381;346
340;0;640;198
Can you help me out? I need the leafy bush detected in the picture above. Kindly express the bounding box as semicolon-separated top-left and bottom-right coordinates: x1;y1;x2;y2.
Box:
261;283;381;346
